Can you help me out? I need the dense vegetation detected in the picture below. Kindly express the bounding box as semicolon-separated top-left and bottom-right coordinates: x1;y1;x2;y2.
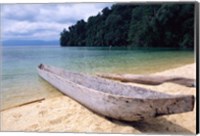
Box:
60;3;194;48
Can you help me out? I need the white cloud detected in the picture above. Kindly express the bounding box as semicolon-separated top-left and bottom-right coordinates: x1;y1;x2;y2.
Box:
1;3;113;41
3;19;71;34
2;19;71;40
35;4;108;22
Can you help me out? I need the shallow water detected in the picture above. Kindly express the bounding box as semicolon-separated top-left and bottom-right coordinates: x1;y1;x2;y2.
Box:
1;46;195;110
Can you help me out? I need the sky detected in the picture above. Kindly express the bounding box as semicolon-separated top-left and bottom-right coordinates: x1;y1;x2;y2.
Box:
1;3;113;44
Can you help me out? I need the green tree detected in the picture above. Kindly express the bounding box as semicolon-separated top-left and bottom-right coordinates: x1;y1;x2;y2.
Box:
60;3;194;49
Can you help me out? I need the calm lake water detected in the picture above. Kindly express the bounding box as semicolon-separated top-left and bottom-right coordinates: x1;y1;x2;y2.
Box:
1;46;195;110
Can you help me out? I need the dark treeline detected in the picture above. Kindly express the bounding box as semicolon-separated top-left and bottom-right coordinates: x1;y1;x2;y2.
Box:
60;3;194;48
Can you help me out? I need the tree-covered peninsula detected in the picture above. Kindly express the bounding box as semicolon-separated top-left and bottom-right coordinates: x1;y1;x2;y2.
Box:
60;4;194;48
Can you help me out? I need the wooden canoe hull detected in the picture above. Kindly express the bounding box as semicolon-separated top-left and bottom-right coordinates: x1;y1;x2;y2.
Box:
37;64;194;121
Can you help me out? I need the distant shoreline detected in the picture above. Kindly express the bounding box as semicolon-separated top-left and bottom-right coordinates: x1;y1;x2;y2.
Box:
2;45;195;51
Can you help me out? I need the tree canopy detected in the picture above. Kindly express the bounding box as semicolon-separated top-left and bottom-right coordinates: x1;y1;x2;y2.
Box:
60;3;194;49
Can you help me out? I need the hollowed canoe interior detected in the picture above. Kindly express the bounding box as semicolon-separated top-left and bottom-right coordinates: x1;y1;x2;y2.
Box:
39;64;181;99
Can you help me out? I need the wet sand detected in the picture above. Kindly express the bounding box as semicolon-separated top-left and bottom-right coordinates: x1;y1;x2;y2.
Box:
0;63;196;134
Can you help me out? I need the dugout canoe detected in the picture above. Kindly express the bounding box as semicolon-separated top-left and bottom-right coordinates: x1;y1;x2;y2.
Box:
37;64;194;121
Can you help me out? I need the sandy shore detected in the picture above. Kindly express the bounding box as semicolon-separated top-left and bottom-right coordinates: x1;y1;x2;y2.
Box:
0;63;196;134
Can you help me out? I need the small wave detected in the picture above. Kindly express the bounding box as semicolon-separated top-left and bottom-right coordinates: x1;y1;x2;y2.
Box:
1;72;37;77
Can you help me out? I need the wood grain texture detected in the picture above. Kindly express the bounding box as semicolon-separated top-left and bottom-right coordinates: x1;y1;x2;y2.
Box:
97;74;195;87
37;64;195;121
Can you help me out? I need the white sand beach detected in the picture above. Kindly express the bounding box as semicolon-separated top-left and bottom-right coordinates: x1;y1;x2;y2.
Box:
0;63;196;134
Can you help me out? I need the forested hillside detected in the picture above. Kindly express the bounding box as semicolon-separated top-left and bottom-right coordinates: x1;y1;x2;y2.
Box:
60;3;194;48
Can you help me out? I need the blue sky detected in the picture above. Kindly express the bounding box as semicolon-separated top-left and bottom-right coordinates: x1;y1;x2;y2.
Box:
1;3;113;44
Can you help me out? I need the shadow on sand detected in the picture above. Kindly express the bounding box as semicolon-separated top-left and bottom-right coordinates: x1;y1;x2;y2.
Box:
106;116;194;134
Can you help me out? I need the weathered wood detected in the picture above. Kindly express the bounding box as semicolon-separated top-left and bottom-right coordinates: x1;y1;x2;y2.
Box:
1;98;45;112
37;64;195;121
97;74;195;87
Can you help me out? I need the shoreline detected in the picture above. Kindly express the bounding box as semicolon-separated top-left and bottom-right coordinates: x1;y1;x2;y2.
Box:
0;63;196;133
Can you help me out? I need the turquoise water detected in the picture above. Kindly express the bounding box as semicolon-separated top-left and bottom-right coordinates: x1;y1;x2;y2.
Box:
1;46;194;110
